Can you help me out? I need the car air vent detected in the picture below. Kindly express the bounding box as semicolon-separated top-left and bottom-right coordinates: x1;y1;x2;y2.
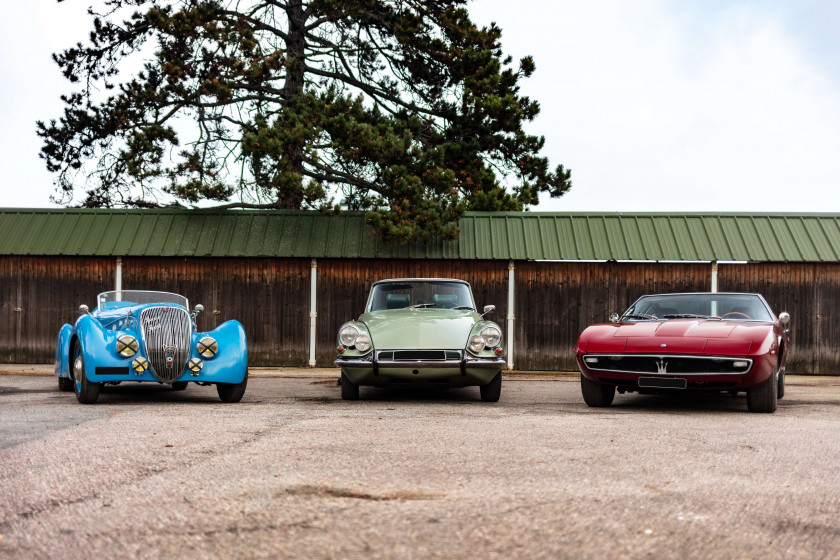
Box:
584;355;752;375
378;350;462;361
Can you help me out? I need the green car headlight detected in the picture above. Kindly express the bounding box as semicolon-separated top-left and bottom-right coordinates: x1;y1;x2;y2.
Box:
116;335;139;357
339;325;360;347
355;334;372;352
197;336;218;358
469;335;486;353
480;326;502;348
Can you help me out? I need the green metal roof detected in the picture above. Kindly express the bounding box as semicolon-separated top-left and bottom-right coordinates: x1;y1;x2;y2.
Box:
1;208;839;262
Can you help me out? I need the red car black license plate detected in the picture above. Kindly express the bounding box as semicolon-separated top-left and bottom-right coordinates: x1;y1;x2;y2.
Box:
638;377;688;389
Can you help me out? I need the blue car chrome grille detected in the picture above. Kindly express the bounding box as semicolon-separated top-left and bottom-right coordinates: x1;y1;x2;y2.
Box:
139;307;192;382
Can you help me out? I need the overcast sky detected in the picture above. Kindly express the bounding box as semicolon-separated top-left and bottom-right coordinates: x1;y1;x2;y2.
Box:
2;0;838;212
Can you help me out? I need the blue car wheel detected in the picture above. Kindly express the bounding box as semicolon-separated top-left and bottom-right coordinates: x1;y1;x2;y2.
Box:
73;343;101;405
216;370;248;403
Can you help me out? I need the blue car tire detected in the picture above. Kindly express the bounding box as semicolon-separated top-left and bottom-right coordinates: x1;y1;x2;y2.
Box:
73;343;100;405
216;370;248;403
58;376;74;392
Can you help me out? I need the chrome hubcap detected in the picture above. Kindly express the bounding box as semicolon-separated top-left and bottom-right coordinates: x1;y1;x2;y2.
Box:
73;355;83;383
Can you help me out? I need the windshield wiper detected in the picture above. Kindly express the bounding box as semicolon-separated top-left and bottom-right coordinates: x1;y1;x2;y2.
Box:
454;306;475;311
662;314;712;319
409;302;436;308
621;313;657;321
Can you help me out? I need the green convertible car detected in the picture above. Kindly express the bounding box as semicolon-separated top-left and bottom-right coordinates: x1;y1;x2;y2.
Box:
334;278;506;401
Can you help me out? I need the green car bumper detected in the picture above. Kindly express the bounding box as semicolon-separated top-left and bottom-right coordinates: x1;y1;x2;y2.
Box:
335;350;504;388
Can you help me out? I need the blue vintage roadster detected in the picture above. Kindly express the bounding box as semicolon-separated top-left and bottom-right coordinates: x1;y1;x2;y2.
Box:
54;290;248;404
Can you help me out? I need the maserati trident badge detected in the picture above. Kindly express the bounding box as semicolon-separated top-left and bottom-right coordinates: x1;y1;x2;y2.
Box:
656;358;668;374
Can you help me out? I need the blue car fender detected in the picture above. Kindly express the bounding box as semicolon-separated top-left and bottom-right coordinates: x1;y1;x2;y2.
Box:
196;319;248;383
73;314;116;380
54;324;74;379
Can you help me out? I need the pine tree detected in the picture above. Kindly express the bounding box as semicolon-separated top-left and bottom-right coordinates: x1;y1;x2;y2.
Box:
39;0;571;241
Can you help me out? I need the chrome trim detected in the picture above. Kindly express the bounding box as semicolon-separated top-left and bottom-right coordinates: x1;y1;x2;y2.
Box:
582;354;753;376
140;306;192;382
335;356;505;370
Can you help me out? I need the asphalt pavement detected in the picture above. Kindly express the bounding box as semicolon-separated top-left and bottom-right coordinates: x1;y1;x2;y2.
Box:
1;369;840;559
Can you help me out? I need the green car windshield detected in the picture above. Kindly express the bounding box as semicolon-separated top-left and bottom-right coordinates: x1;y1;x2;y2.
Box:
622;293;773;321
367;281;475;311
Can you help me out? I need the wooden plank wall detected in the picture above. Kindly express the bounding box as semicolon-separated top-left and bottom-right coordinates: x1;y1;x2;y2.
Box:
0;257;114;362
718;263;840;374
122;257;311;365
0;256;837;373
514;262;712;371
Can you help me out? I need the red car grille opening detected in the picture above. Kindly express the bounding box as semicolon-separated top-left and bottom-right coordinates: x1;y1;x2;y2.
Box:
583;354;752;375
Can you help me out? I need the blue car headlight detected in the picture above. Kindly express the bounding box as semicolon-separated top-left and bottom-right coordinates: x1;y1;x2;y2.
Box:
197;336;218;358
116;335;139;357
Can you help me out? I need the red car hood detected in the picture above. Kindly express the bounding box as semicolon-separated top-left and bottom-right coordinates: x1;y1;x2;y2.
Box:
580;319;774;356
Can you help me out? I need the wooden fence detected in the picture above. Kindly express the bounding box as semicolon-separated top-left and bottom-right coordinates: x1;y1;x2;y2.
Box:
1;256;836;373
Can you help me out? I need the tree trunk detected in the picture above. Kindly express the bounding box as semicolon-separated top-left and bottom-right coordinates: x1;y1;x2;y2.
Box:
278;0;308;210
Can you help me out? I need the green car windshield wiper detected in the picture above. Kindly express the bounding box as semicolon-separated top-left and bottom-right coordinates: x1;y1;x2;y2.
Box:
454;306;475;310
409;302;436;308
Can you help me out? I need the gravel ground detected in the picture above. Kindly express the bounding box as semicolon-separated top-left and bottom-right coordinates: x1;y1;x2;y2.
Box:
1;372;839;559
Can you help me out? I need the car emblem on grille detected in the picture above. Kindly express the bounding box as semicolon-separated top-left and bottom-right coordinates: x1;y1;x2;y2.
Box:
165;345;176;368
656;359;668;374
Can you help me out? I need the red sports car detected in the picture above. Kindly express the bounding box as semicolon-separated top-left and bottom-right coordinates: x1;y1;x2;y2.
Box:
576;292;790;413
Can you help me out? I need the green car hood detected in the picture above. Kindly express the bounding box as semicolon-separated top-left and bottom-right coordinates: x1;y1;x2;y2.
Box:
359;309;480;350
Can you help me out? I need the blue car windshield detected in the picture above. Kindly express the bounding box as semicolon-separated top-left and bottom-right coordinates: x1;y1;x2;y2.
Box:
622;293;773;321
98;290;189;311
366;281;475;311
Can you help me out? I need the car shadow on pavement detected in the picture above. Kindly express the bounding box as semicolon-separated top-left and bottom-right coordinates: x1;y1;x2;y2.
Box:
606;391;761;414
90;383;223;404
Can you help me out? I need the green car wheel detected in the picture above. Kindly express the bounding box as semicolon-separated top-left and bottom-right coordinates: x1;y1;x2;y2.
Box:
480;371;502;402
341;372;359;401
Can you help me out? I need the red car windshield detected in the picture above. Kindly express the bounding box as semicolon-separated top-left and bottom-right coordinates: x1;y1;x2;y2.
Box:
623;294;774;322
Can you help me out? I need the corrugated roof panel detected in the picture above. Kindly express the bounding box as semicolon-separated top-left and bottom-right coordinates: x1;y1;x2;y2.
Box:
718;217;751;261
536;216;561;259
239;214;267;257
759;217;798;261
158;214;188;256
306;214;330;257
470;216;492;259
635;217;663;261
696;218;732;261
649;217;680;260
683;217;714;261
520;216;543;260
781;218;819;261
736;218;768;261
602;217;629;260
506;216;525;259
62;214;98;255
585;217;611;260
552;217;578;259
112;214;143;255
616;218;646;260
667;217;697;260
140;214;173;256
570;218;595;259
2;210;840;262
814;218;840;260
22;213;58;255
